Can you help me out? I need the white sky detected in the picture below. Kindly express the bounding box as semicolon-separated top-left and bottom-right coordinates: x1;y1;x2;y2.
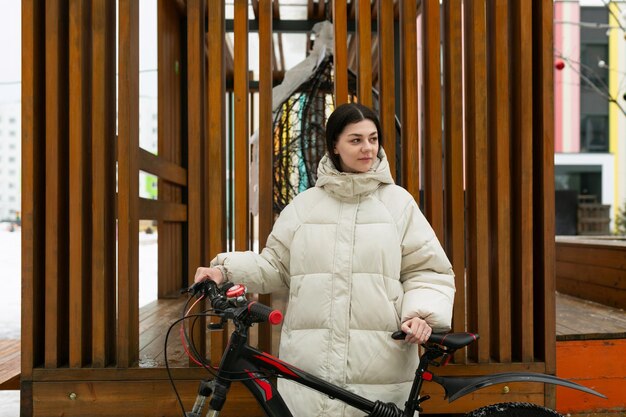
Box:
0;1;22;104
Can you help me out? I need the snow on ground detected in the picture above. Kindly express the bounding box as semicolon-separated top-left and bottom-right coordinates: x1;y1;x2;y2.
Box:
0;230;159;339
0;391;19;417
0;230;21;340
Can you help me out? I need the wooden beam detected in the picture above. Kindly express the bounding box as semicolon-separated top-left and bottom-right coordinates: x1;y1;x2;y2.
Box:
377;0;395;179
187;0;207;360
536;0;556;376
138;148;187;186
443;0;466;364
21;0;47;380
333;0;349;105
206;0;227;364
258;0;274;354
234;0;250;251
357;0;372;107
487;0;512;364
138;199;187;222
91;0;116;368
511;0;534;362
400;0;419;200
158;0;185;301
464;0;491;363
68;0;92;368
117;0;140;368
422;0;444;240
44;0;70;369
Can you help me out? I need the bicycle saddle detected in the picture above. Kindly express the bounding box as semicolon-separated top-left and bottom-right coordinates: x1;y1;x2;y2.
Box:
429;332;479;349
391;331;479;349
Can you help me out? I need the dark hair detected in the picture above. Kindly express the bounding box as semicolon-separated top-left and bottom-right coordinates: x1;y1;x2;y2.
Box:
325;103;383;171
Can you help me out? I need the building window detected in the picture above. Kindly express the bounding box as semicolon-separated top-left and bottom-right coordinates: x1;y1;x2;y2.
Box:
580;115;609;152
580;44;608;86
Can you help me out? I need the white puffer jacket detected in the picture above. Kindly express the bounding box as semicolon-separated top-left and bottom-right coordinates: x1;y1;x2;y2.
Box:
211;150;455;417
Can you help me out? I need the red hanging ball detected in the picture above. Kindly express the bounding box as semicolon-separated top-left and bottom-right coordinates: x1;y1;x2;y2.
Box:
555;60;565;71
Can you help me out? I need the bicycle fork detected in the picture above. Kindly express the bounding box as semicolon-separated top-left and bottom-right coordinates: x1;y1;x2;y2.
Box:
187;379;231;417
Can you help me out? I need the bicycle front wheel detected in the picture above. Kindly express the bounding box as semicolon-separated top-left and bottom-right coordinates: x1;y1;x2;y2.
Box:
465;402;563;417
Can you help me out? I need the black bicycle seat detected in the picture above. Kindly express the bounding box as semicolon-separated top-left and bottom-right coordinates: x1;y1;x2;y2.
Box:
429;332;479;349
391;331;479;349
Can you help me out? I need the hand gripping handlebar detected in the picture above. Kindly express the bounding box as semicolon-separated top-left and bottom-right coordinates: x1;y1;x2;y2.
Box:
188;280;283;325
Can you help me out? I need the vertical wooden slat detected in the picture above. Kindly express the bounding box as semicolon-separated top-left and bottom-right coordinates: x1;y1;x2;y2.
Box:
356;0;372;107
422;0;444;240
22;0;46;379
227;92;235;253
207;0;227;363
535;0;556;372
234;0;249;252
377;0;395;179
91;0;116;367
464;0;490;363
487;0;512;364
69;0;92;368
158;0;184;298
400;0;419;200
258;0;273;354
443;0;466;364
45;0;70;368
117;0;140;368
187;0;206;360
512;0;534;362
333;0;349;105
534;0;556;405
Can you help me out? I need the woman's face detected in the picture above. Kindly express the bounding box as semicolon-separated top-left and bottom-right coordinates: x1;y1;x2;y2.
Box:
333;119;379;173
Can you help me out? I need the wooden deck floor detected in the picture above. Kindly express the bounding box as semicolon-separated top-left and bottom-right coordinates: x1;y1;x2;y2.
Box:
556;291;626;341
0;339;20;390
140;291;289;368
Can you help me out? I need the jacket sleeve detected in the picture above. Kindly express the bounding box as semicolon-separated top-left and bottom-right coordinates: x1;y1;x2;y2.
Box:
399;200;456;332
209;202;299;294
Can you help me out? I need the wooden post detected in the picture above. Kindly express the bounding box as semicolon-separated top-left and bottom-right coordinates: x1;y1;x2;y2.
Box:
117;0;140;368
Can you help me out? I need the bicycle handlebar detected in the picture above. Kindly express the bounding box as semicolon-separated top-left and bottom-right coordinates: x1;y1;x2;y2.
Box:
248;301;283;325
188;280;283;326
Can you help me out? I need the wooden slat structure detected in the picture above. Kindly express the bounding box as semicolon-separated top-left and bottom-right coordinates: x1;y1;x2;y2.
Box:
21;0;556;415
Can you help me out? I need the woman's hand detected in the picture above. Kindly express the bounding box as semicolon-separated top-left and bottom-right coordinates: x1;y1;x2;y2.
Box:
194;266;224;285
401;317;432;345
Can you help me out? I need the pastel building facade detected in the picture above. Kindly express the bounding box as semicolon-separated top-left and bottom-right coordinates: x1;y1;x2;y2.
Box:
554;0;626;232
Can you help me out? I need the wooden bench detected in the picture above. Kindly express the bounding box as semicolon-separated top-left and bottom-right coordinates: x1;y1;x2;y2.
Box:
0;339;20;390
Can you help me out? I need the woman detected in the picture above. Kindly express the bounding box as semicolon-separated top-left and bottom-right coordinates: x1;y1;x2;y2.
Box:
195;103;455;417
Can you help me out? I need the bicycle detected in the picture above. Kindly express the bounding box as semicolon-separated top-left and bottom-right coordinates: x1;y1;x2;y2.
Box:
166;280;606;417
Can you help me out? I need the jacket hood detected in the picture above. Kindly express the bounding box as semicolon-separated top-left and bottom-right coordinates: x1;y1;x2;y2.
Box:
315;148;394;200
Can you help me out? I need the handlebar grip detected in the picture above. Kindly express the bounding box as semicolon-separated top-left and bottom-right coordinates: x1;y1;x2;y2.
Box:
248;301;283;325
391;331;406;340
